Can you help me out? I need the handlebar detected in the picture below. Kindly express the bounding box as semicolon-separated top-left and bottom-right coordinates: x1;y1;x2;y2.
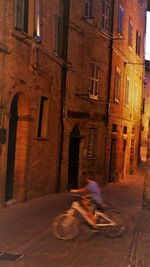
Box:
70;193;82;200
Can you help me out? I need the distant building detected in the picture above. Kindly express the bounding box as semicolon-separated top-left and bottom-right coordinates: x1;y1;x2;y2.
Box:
0;0;147;207
141;60;150;161
105;0;146;180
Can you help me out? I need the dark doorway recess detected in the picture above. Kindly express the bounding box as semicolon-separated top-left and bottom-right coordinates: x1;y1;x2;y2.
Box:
5;95;18;201
109;138;116;182
68;125;80;190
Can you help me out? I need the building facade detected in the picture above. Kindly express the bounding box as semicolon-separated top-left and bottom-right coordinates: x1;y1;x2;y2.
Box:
105;0;147;182
141;60;150;161
0;0;64;205
0;0;147;207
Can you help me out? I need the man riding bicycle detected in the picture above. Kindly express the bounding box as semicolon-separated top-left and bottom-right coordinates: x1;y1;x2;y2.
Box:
70;176;106;227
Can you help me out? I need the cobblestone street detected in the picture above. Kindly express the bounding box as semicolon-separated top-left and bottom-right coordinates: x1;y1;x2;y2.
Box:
0;164;150;267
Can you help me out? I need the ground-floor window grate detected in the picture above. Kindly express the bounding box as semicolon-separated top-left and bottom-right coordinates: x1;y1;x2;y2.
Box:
0;252;24;261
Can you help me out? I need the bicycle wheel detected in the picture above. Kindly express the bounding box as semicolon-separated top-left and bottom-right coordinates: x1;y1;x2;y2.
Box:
101;210;126;238
52;213;80;240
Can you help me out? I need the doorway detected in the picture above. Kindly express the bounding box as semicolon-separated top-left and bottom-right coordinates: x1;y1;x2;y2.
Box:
5;93;30;203
109;138;116;182
68;126;80;190
129;139;134;174
122;139;127;178
5;95;18;201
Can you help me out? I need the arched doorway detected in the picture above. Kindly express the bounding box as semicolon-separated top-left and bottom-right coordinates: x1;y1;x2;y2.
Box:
68;125;80;190
5;93;30;202
5;95;18;201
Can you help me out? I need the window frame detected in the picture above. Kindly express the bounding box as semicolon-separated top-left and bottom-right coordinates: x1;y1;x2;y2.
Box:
14;0;42;41
89;62;99;100
85;0;93;18
128;20;133;47
117;4;124;35
124;77;130;106
55;15;63;57
114;67;121;102
37;96;49;139
101;0;110;31
142;97;145;114
133;82;138;111
136;31;141;57
87;128;97;159
138;0;144;5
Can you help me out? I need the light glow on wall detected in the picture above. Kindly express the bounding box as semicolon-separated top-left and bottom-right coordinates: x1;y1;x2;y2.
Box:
145;12;150;60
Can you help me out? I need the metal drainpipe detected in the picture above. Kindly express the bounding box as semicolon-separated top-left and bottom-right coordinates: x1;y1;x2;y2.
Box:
103;0;115;184
0;2;7;207
106;0;115;126
56;0;70;193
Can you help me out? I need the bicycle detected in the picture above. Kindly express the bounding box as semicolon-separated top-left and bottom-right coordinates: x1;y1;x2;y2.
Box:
52;194;126;240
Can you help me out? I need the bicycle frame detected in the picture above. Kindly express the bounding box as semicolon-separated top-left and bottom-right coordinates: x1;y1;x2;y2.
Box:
95;210;116;227
67;201;116;228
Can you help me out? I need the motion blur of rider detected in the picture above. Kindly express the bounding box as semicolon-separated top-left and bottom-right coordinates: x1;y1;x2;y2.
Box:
70;176;106;227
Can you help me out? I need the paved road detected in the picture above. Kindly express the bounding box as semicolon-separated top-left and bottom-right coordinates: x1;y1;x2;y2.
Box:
0;166;148;267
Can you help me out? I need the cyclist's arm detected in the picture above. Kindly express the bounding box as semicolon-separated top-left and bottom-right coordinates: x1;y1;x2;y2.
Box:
70;187;86;193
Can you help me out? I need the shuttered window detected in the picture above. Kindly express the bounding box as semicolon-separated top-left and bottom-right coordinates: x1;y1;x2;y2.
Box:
114;68;121;102
118;4;124;35
37;96;49;138
128;20;133;47
124;78;130;106
101;1;110;30
136;31;141;57
89;62;99;99
133;83;138;110
87;128;97;159
55;15;63;57
14;0;42;41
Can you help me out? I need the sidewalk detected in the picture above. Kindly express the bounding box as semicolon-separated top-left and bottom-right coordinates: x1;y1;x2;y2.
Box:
0;163;149;267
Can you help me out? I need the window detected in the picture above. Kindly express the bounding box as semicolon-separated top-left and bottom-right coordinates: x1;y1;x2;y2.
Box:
118;4;124;35
133;83;138;110
114;68;121;102
101;1;110;30
89;62;99;99
37;96;49;138
124;77;130;106
55;15;63;57
142;98;145;114
128;20;133;47
87;128;97;159
85;0;93;18
112;124;117;132
14;0;42;41
123;126;127;134
136;31;141;57
132;127;135;134
138;0;144;5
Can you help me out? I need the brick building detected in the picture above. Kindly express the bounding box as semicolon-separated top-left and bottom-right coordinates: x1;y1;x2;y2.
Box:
105;0;147;182
0;0;147;207
141;60;150;161
0;0;64;205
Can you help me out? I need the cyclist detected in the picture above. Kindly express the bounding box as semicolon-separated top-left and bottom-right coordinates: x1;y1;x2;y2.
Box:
70;176;106;227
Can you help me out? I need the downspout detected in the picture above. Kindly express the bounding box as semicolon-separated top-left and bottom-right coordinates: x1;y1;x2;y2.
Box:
56;0;70;192
104;0;115;184
0;2;7;207
106;0;115;126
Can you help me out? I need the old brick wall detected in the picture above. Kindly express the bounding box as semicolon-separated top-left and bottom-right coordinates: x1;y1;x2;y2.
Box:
60;0;111;190
0;0;63;204
106;0;146;181
141;62;150;161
